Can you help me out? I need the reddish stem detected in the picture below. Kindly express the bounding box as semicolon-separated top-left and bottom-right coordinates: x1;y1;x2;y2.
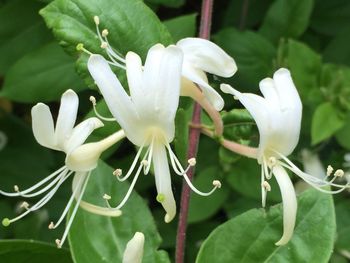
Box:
175;1;214;263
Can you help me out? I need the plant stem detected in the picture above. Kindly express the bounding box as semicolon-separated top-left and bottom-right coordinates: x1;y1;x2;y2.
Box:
175;0;214;262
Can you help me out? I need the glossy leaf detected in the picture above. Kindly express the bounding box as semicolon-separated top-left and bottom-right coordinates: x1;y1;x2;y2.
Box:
0;240;73;263
311;102;345;145
164;13;197;42
1;42;85;103
260;0;314;43
196;189;335;263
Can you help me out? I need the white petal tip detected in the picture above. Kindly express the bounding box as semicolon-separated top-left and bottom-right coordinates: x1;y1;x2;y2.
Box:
274;68;290;77
220;84;237;96
164;213;174;223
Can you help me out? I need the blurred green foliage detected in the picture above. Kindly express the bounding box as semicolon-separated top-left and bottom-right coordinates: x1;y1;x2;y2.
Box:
1;0;350;262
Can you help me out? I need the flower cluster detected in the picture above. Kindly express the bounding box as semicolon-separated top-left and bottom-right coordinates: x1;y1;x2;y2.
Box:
1;15;350;250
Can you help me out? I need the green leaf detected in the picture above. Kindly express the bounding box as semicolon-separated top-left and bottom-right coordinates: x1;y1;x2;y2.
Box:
259;0;314;44
336;114;350;149
310;0;350;36
188;167;229;223
164;13;197;42
334;198;350;252
225;157;282;202
0;0;52;74
1;42;85;103
323;28;350;66
174;108;189;164
214;28;276;90
40;0;172;85
196;189;335;263
146;0;184;8
311;102;345;145
284;39;322;106
69;160;170;263
0;240;73;262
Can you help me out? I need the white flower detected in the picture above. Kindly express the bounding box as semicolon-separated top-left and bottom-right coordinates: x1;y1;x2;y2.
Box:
81;16;237;135
88;44;221;223
0;89;124;248
176;37;237;111
221;68;349;245
122;232;145;263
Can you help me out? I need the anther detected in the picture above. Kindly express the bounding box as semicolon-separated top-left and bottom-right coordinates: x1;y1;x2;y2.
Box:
93;16;100;25
76;43;84;51
262;181;271;191
48;222;55;229
213;180;222;188
20;201;29;210
268;157;277;168
334;169;345;177
102;29;109;37
89;96;96;106
100;42;108;49
141;160;148;166
14;185;19;192
327;165;334;176
188;158;196;166
55;239;62;248
103;194;111;200
113;169;122;177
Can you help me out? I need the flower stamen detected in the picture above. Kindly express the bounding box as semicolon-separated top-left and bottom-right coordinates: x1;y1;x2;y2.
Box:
89;96;116;122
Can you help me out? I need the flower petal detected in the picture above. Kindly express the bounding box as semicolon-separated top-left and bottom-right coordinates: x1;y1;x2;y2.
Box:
183;64;224;111
66;130;125;172
177;37;237;77
88;55;141;145
64;117;104;154
221;84;270;161
55;89;79;149
122;232;145;263
152;142;176;223
31;103;57;150
273;164;297;246
125;51;143;105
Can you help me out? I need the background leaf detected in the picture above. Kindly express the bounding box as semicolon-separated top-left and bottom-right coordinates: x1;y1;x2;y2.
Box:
196;189;336;263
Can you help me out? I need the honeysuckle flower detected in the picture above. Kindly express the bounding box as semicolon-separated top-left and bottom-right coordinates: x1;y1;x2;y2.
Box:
87;43;221;223
122;232;145;263
0;90;124;248
0;130;7;151
80;16;237;135
221;68;349;245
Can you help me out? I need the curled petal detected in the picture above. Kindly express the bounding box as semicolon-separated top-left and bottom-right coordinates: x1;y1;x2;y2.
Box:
31;103;57;150
183;65;224;111
55;89;79;149
177;37;237;77
122;232;145;263
152;142;176;223
66;130;125;172
273;164;297;246
64;117;104;154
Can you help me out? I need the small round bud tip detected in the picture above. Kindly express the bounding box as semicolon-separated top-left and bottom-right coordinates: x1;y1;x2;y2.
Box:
76;43;84;51
188;158;196;166
2;218;10;227
213;180;222;188
156;193;165;203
